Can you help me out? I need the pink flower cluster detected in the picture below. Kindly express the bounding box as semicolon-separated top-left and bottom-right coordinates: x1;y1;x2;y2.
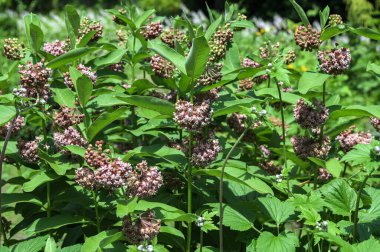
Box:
294;99;329;129
94;158;132;190
241;58;268;84
19;60;52;100
122;210;161;244
0;116;25;136
209;23;234;62
75;167;95;189
127;160;163;198
291;135;331;160
227;113;247;133
141;21;163;40
43;40;69;56
259;160;282;175
336;126;371;152
294;25;321;51
64;64;97;89
191;132;221;167
17;137;40;163
54;126;87;150
54;106;84;129
318;48;351;75
371;117;380;132
318;168;332;182
173;100;212;131
150;54;175;79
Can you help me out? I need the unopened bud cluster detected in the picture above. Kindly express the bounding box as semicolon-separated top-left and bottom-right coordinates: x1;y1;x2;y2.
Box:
328;14;343;26
19;60;52;101
64;64;97;89
259;41;279;59
141;21;163;40
197;63;223;86
84;140;111;169
336;126;371;152
122;210;161;244
241;58;268;84
294;25;321;51
291;135;331;160
3;38;25;60
259;160;282;175
318;48;351;75
284;49;297;64
43;40;69;56
318;168;332;181
150;54;175;78
109;62;125;72
127;160;163;198
209;23;234;62
78;17;103;42
370;117;380;132
54;106;84;128
160;29;187;48
294;99;329;129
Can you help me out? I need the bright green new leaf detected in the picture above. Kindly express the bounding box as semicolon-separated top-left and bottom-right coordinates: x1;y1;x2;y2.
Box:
185;36;210;80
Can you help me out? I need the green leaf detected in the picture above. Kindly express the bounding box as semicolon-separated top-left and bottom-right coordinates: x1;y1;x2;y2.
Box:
61;244;82;252
117;95;175;116
341;144;372;166
319;6;330;28
321;25;349;40
330;105;380;119
326;158;343;178
81;230;123;252
75;76;93;108
185;36;210;80
230;20;255;29
64;5;80;36
23;170;60;192
39;150;73;175
0;105;16;126
62;145;86;157
50;81;76;108
87;107;129;142
108;10;135;29
148;40;186;74
320;179;356;216
359;187;380;223
256;231;299;252
44;236;56;252
366;62;380;77
298;72;330;94
29;23;44;54
299;207;321;225
255;88;303;104
289;0;310;26
76;31;97;48
46;47;98;69
26;215;87;235
158;226;185;252
288;192;325;212
24;13;41;50
2;193;42;206
343;238;380;252
10;235;48;252
94;49;128;67
349;27;380;41
116;197;138;217
205;16;222;41
135;9;156;28
259;197;295;225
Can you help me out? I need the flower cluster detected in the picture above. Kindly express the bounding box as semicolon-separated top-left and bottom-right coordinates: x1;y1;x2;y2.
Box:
259;41;280;59
84;140;111;169
75;167;95;189
173;100;212;131
54;106;84;129
122;210;161;244
19;60;52;100
43;40;69;56
141;21;163;40
242;57;260;68
239;78;254;90
318;48;351;75
3;38;25;60
94;158;132;190
127;160;163;198
194;88;221;103
209;23;234;62
241;58;268;84
259;160;282;175
291;136;331;159
318;168;332;182
109;62;125;72
370;117;380;132
17;138;40;163
64;64;97;89
54;126;87;150
190;132;221;167
160;29;187;48
284;49;297;64
150;54;175;78
328;14;343;26
112;8;127;25
294;99;329;129
259;145;271;157
197;63;223;86
336;126;372;152
0;116;25;136
294;25;321;51
78;17;103;42
227;113;247;133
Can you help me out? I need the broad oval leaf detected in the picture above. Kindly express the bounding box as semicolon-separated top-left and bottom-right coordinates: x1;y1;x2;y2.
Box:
117;95;175;116
46;47;98;69
185;36;210;80
298;72;330;94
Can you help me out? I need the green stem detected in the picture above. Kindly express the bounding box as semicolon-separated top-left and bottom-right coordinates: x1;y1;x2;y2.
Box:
267;75;271;88
342;163;348;177
313;166;318;190
319;83;326;145
93;190;101;233
352;168;373;242
186;131;193;252
219;121;252;252
47;182;51;217
199;229;203;252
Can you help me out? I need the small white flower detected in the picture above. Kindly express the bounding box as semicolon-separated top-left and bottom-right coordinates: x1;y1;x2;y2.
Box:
147;245;154;252
374;146;380;153
275;174;282;183
265;69;271;73
267;63;273;68
251;107;257;113
137;245;145;251
322;220;328;227
259;110;267;116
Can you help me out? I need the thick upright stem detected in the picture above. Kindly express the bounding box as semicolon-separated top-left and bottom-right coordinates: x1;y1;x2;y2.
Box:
93;190;101;233
352;169;373;241
319;83;326;145
186;131;193;252
219;123;251;252
0;115;17;245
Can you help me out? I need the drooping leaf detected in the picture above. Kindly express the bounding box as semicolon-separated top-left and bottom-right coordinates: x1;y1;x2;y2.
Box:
320;179;356;216
256;231;299;252
349;27;380;41
330;105;380;119
321;25;349;40
2;193;43;206
23;171;60;192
